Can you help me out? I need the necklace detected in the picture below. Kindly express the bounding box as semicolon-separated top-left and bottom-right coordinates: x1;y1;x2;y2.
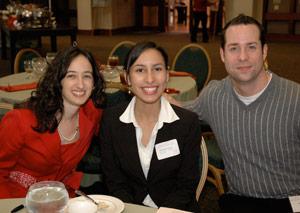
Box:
58;113;79;142
58;126;79;142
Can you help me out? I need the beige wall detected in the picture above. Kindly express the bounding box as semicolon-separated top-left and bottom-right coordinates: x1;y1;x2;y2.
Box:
112;0;135;29
77;0;135;30
225;0;263;23
77;0;93;30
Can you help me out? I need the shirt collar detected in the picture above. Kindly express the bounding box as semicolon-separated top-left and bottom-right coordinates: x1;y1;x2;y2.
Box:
120;96;179;128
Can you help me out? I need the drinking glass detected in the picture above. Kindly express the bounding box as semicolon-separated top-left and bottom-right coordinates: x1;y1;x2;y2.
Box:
107;56;119;67
102;66;119;82
32;57;47;78
116;66;126;85
46;52;56;64
25;181;69;213
24;60;33;79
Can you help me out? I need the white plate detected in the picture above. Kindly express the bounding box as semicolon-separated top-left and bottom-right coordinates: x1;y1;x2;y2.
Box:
68;195;124;213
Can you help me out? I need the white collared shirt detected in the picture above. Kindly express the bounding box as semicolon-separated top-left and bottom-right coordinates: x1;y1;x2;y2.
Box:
119;96;179;208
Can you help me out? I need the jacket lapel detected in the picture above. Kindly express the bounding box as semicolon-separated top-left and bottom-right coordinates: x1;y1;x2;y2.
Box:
147;123;173;180
118;123;146;182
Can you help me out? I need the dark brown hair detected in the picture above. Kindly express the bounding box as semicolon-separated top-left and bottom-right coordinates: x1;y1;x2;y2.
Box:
28;46;105;133
220;14;266;49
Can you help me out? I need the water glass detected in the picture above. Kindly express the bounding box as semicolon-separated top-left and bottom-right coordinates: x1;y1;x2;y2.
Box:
24;60;33;79
46;52;56;64
107;56;119;67
32;57;47;78
116;66;126;85
25;181;69;213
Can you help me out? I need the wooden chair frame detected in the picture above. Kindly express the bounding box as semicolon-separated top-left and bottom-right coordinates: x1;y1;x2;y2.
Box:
171;43;212;91
108;41;136;66
109;41;135;57
196;136;209;201
203;132;225;196
14;48;42;74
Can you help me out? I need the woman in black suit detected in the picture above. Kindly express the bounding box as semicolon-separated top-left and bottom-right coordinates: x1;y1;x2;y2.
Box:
100;41;202;212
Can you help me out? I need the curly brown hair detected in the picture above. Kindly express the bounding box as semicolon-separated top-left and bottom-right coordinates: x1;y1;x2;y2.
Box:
27;46;105;133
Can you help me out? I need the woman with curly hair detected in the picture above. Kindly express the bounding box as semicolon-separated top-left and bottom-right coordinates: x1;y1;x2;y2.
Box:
0;45;105;198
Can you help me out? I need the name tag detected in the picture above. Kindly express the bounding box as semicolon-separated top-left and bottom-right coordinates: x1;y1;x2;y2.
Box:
155;139;180;160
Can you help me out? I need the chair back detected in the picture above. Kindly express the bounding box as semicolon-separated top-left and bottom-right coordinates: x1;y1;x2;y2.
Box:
109;41;136;66
196;136;209;201
14;48;42;74
172;44;211;92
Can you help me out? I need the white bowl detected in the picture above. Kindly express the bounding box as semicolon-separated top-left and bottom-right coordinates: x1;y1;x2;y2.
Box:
68;200;97;213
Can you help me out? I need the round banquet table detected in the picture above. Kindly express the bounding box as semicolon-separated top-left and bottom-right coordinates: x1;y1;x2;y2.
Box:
0;73;198;105
0;72;36;104
167;76;198;102
0;197;157;213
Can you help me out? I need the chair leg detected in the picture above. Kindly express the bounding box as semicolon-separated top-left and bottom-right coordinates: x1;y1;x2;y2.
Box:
207;164;225;195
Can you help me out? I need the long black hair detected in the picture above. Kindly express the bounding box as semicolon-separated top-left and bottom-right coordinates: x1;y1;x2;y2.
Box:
124;41;168;74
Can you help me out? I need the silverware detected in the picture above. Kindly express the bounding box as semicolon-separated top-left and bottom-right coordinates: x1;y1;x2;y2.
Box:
75;190;98;206
10;204;25;213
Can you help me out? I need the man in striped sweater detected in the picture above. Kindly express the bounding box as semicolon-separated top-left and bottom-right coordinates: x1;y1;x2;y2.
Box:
184;14;300;212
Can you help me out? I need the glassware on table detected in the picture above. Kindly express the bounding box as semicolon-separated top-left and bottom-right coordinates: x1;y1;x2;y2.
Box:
24;60;33;79
116;66;126;85
31;57;48;78
102;65;119;82
46;52;56;64
25;181;69;213
107;56;119;67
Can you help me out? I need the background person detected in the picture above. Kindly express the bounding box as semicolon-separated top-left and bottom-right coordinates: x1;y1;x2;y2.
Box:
0;46;105;198
190;0;209;43
100;41;202;212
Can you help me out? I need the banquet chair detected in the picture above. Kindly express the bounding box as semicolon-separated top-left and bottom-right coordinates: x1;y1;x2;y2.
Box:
14;48;42;74
108;41;136;66
171;44;211;92
196;136;209;201
203;131;225;195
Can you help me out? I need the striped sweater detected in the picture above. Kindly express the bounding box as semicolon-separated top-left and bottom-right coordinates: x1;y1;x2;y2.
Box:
186;73;300;198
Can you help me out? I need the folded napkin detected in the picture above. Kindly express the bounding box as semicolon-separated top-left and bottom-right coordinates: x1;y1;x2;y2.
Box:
164;88;180;94
0;82;37;92
169;71;196;79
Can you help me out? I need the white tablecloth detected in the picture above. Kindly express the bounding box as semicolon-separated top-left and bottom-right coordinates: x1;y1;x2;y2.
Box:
167;76;197;102
0;72;37;104
0;197;157;213
0;73;198;105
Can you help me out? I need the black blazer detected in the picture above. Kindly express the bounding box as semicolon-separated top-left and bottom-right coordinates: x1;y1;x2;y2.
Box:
99;102;201;212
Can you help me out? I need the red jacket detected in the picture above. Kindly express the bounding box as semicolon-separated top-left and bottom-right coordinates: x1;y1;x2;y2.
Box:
0;100;102;198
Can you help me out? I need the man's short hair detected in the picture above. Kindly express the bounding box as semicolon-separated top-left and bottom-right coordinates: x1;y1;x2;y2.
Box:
220;14;266;49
